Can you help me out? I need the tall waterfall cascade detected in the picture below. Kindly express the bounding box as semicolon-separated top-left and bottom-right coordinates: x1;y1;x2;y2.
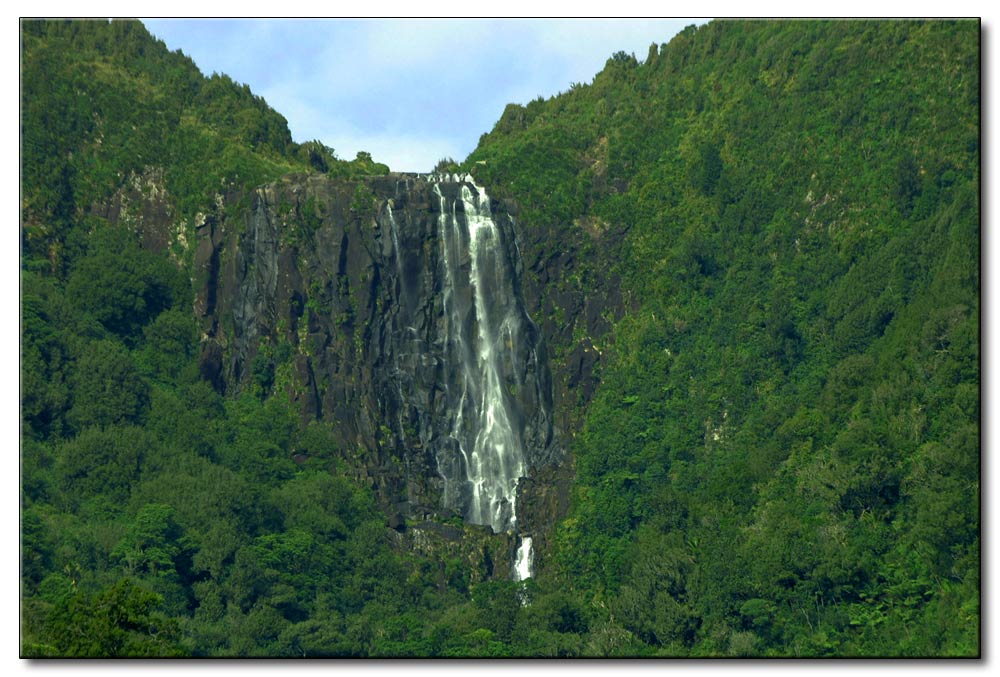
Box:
435;177;525;533
382;173;544;581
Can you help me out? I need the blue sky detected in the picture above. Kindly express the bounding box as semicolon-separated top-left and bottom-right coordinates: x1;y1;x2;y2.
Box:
142;19;705;172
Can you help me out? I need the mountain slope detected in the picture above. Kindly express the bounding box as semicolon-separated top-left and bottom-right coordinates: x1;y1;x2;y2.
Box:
21;19;387;274
465;19;979;656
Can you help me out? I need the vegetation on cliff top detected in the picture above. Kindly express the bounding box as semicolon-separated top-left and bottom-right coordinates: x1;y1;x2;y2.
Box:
21;19;979;656
21;19;388;276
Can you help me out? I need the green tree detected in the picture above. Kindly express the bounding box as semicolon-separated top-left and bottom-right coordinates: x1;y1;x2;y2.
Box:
21;281;72;439
136;308;198;382
55;425;153;508
32;578;183;657
112;504;189;577
67;339;150;430
66;228;185;342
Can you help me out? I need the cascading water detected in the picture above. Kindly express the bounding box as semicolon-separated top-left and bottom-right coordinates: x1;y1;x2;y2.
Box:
434;173;525;532
438;179;524;530
434;174;533;578
380;172;542;580
514;536;534;581
384;200;413;479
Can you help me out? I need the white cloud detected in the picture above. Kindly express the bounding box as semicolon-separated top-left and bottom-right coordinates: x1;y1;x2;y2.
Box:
145;18;705;171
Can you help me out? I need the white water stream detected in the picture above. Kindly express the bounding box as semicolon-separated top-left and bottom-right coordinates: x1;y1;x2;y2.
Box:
430;174;533;579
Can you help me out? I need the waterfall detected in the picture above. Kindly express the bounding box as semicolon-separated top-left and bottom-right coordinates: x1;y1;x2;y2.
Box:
432;176;526;536
385;199;411;475
385;173;543;580
514;536;534;582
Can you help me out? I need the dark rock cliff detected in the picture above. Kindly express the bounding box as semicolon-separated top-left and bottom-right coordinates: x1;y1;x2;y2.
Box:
191;172;564;540
495;204;627;562
93;164;623;574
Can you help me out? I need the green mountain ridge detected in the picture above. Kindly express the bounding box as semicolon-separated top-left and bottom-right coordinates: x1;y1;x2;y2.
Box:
462;20;979;656
20;18;979;657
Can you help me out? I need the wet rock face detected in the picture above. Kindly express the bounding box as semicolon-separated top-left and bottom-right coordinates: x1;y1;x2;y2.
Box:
196;173;558;525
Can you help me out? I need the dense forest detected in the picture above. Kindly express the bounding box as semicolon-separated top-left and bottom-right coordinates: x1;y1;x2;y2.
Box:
20;19;979;657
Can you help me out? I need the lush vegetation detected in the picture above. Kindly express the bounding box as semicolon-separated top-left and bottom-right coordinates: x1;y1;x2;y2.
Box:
21;19;387;276
21;19;979;657
467;20;979;656
18;19;469;658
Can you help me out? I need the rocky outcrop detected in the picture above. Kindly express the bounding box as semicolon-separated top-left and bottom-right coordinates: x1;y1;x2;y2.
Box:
93;166;179;253
391;520;518;587
94;165;621;577
194;173;562;533
504;205;628;436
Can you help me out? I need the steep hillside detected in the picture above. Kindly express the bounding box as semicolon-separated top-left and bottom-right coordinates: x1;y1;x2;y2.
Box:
465;19;979;656
21;19;386;275
21;20;507;658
